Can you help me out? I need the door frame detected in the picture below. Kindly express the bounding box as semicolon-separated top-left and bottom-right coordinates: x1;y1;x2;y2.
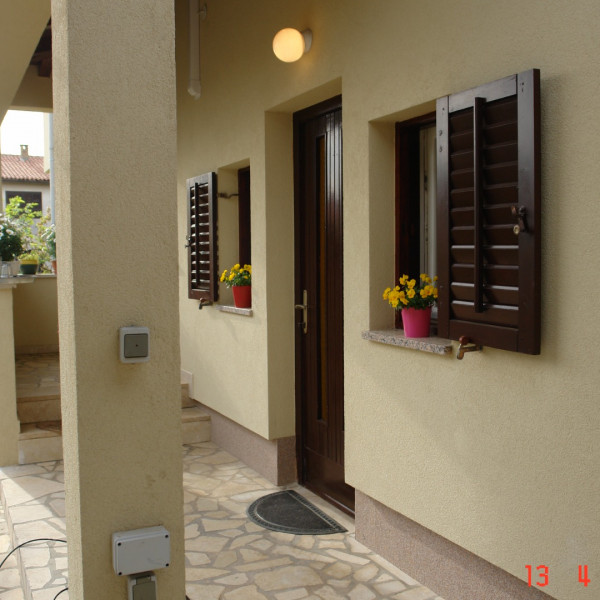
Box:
293;95;353;514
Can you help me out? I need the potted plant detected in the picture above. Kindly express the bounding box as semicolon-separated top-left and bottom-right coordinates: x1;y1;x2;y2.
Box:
383;273;438;338
0;216;24;275
6;196;54;272
19;251;40;275
220;263;252;308
41;224;56;274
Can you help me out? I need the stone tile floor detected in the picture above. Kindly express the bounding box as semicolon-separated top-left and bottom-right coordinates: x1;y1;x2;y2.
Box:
0;443;444;600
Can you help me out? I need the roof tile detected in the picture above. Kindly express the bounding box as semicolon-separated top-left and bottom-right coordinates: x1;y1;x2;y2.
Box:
1;154;50;182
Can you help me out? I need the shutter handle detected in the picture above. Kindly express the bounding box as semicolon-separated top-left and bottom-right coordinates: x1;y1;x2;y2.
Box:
511;205;528;235
457;336;482;360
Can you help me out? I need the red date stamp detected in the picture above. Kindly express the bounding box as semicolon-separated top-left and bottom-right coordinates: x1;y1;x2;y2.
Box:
526;565;591;587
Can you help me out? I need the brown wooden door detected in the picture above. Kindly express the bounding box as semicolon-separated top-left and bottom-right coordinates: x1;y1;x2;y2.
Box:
294;97;354;514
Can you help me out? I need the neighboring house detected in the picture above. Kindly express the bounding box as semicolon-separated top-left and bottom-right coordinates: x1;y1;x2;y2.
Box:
1;144;50;214
0;3;598;600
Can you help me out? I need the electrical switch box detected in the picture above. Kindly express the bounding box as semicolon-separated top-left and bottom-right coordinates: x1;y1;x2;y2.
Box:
128;573;157;600
112;526;170;576
119;327;150;363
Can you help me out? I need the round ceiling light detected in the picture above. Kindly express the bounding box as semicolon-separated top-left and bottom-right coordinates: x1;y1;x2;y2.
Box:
272;28;312;63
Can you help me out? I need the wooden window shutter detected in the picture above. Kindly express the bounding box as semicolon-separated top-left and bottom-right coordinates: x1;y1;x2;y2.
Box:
187;172;219;303
436;69;540;354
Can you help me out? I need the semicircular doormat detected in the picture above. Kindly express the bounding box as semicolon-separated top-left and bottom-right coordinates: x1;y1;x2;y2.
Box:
247;489;347;535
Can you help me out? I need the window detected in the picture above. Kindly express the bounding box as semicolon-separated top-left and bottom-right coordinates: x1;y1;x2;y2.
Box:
187;172;219;303
395;70;541;354
436;69;541;354
237;167;251;265
5;191;42;212
395;113;437;326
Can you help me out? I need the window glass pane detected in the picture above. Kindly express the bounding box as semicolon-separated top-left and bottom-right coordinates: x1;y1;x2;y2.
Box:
419;125;437;279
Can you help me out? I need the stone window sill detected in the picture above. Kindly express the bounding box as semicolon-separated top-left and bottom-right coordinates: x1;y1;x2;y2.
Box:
217;305;253;317
362;329;452;355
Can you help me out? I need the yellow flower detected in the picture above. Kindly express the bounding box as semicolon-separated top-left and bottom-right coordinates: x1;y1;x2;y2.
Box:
433;275;438;282
394;286;400;291
420;289;428;298
400;293;409;305
383;287;391;300
399;274;408;285
229;272;235;281
407;288;416;299
407;279;416;289
220;270;227;282
388;290;400;308
433;288;439;298
425;276;432;284
420;273;427;281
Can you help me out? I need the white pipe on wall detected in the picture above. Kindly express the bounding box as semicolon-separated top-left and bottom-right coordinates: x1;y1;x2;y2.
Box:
188;0;202;99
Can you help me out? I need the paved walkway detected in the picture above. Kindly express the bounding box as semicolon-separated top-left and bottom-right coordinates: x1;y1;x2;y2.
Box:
0;443;444;600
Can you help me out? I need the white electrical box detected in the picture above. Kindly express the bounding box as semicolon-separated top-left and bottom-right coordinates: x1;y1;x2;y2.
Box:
112;526;170;576
119;326;150;363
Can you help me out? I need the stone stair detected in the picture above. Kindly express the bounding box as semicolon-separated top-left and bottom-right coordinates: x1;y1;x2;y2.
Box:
181;383;211;445
15;354;210;464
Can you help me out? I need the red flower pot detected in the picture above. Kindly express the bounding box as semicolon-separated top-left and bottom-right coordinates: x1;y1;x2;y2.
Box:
232;285;252;308
401;306;431;338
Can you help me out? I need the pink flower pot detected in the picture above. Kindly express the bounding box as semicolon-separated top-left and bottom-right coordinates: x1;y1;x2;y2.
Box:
232;285;252;308
401;306;431;338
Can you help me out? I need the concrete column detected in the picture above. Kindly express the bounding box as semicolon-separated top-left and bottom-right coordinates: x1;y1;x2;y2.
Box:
0;288;19;466
51;1;184;598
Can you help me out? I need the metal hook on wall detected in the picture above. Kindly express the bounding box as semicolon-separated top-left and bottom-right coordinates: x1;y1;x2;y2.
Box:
198;298;211;310
456;336;482;360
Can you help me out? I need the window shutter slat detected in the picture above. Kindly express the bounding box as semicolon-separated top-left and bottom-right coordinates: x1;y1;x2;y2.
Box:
437;69;541;354
187;172;219;303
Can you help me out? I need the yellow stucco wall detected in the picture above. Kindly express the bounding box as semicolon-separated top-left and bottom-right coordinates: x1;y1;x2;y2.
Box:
13;275;59;350
52;0;184;597
176;2;600;599
0;288;19;465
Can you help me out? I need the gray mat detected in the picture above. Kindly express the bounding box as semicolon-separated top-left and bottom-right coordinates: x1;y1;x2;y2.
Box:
247;490;346;535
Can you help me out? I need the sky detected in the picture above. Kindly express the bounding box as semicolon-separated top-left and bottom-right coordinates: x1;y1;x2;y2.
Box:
0;110;46;156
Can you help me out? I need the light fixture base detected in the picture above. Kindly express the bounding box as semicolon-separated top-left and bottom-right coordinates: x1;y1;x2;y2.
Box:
302;29;312;53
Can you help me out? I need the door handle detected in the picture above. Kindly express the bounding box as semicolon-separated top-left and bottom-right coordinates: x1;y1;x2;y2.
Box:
294;289;308;334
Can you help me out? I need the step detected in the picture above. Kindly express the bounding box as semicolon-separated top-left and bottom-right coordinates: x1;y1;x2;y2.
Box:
18;384;194;422
181;405;211;444
17;395;61;424
18;422;63;465
17;403;211;464
181;382;196;408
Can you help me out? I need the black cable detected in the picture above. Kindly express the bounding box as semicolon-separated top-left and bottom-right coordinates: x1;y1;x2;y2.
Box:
0;537;67;569
53;587;68;599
